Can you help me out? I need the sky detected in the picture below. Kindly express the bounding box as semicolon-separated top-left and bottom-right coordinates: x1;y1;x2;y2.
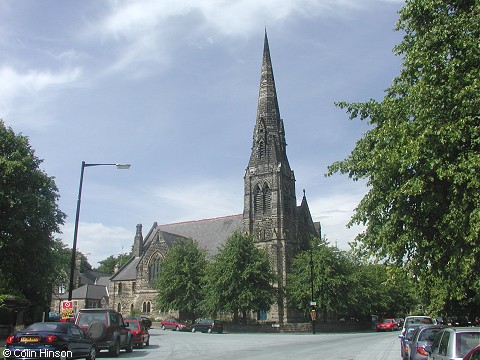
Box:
1;0;405;267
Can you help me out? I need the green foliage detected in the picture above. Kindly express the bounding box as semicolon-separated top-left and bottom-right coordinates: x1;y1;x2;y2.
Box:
202;232;276;323
287;238;416;319
155;239;207;322
95;253;131;274
0;121;65;308
327;1;480;315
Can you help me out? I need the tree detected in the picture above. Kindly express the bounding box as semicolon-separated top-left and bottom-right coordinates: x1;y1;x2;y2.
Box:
287;238;416;320
0;121;65;309
327;1;480;315
155;238;207;322
202;231;276;324
95;253;131;274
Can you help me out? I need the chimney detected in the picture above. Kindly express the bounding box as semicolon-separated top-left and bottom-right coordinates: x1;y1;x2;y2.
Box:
132;224;143;257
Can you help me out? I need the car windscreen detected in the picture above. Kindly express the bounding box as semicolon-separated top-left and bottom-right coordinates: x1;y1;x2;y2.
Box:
25;323;67;333
407;317;433;325
419;328;443;342
125;322;139;330
456;332;480;358
77;312;107;326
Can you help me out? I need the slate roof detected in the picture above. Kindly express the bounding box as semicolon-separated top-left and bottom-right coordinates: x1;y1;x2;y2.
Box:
110;256;141;281
58;284;108;300
74;269;111;286
156;214;243;255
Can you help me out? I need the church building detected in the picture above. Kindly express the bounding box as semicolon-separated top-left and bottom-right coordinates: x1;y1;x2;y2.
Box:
109;32;320;323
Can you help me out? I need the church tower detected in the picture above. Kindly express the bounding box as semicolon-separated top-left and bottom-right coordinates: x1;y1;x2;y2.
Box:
243;31;308;323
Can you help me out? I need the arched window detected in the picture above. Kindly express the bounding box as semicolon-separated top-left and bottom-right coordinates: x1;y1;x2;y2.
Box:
130;304;134;314
142;301;151;313
254;185;262;217
258;140;265;159
262;184;271;213
148;255;162;284
117;303;121;313
117;282;123;295
254;182;271;217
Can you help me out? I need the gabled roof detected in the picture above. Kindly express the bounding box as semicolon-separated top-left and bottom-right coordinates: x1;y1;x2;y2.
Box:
156;214;243;255
59;284;107;300
110;256;141;281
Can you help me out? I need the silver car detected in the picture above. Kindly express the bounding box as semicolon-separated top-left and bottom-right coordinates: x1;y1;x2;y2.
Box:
426;327;480;360
407;324;445;360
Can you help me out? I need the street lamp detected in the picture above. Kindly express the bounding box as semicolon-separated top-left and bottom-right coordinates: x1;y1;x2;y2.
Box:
310;245;316;334
68;161;131;301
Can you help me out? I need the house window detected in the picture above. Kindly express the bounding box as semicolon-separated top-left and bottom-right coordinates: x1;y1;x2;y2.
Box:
132;282;136;294
117;282;123;295
117;303;122;313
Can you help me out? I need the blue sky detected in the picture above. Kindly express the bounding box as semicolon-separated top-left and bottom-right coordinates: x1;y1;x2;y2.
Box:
1;0;404;267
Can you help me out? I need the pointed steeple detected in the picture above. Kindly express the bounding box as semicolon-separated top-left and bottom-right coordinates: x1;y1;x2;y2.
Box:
257;30;281;125
249;30;288;168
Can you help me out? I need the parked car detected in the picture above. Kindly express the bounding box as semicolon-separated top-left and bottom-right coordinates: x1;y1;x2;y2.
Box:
140;316;152;329
463;345;480;360
407;324;445;360
191;319;224;333
426;327;480;360
377;318;399;331
124;319;150;348
4;322;96;360
400;324;424;360
402;316;435;337
160;318;191;331
75;308;133;356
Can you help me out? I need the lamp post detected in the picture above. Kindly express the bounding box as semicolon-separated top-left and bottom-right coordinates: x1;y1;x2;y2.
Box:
68;161;131;301
309;246;316;334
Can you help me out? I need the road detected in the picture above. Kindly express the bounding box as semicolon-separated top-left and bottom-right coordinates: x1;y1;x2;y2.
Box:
98;327;402;360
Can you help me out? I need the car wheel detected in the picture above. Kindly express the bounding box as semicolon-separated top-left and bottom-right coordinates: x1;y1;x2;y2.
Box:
86;346;96;360
109;339;120;357
125;337;133;353
161;325;166;330
87;321;107;342
191;327;196;333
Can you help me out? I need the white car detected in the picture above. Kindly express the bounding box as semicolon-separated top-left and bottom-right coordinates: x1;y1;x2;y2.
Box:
401;315;435;337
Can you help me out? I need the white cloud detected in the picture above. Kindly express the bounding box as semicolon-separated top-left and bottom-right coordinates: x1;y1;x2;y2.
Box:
0;66;82;126
151;177;243;222
94;0;402;74
309;181;368;249
60;222;134;268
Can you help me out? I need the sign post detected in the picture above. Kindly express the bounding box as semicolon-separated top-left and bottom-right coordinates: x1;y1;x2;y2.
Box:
61;300;74;319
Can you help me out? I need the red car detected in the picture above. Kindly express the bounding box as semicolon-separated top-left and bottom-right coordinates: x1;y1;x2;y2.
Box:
376;318;399;331
463;345;480;360
160;318;191;331
124;319;150;348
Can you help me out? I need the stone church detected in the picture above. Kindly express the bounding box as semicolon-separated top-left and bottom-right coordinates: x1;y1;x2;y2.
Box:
109;32;320;323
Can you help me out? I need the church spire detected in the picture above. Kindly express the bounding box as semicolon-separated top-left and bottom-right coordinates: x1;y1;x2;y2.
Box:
249;31;288;168
256;30;281;128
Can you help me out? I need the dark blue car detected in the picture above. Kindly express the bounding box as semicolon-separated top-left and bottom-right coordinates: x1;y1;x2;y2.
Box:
5;322;96;360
